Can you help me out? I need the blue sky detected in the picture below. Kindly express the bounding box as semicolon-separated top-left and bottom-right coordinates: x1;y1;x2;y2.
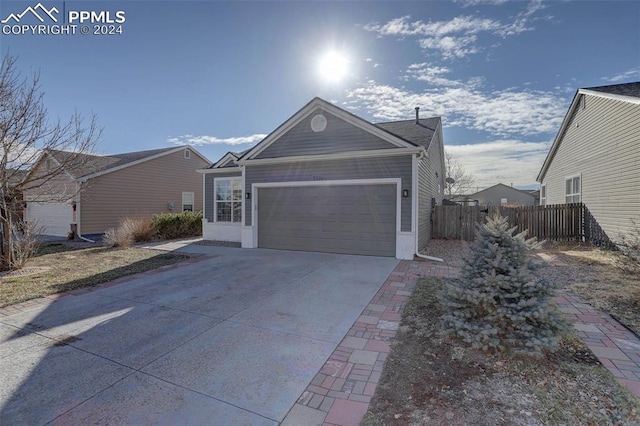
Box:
1;0;639;190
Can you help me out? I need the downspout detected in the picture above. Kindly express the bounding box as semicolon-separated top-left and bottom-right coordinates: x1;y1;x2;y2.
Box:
75;180;95;243
413;150;444;263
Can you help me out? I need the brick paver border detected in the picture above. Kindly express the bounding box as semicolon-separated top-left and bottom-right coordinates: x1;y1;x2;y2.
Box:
555;292;640;398
283;260;459;426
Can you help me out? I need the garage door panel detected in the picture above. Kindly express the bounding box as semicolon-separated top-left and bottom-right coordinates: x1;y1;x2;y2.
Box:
257;184;396;256
27;202;74;237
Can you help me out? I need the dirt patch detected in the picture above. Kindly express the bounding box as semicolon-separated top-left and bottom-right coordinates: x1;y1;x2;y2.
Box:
0;266;51;279
363;277;639;426
537;242;640;336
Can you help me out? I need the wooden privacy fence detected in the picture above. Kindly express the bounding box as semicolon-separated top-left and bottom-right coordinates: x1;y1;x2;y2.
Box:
432;203;612;246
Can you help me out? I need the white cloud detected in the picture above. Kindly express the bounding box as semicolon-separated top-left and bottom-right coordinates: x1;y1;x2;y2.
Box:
419;35;479;59
602;67;640;83
347;79;565;136
363;2;544;59
406;64;461;86
446;140;551;188
167;133;267;146
455;0;509;7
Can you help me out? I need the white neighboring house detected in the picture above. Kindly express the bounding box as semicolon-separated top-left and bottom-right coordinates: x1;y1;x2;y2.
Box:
537;82;640;244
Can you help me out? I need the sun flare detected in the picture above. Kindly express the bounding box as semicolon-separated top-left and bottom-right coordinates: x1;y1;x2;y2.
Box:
317;51;349;83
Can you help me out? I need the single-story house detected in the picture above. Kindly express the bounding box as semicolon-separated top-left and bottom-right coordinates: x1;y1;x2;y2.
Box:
468;183;536;207
23;146;209;237
537;81;640;242
199;97;446;259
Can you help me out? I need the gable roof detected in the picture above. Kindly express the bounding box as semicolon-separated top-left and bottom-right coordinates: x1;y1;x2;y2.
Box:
537;81;640;182
6;169;29;188
470;183;536;198
238;97;431;163
43;146;209;181
582;82;640;99
209;151;241;169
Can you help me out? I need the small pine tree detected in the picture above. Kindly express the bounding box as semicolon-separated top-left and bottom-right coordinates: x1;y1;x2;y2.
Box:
440;214;564;354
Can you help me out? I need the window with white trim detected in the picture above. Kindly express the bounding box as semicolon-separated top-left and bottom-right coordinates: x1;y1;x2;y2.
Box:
215;178;242;223
184;149;191;159
182;192;194;212
540;184;546;206
565;176;581;203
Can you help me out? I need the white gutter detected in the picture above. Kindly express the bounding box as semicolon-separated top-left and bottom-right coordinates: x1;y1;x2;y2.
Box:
74;181;95;243
413;148;443;263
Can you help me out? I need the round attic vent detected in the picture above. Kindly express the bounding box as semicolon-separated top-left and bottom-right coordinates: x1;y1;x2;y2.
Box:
310;114;327;132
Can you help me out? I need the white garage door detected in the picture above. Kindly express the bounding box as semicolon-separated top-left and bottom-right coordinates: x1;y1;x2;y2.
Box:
26;202;74;237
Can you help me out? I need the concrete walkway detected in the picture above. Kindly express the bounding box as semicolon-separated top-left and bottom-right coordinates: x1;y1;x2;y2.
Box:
0;247;399;425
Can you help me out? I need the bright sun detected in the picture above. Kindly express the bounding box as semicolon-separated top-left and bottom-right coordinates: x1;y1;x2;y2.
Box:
317;51;349;83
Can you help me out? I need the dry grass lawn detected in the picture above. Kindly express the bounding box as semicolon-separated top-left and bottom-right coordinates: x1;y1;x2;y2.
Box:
0;243;191;308
539;243;640;336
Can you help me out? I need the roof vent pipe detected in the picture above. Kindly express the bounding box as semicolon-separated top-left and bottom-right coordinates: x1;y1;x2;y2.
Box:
415;107;420;124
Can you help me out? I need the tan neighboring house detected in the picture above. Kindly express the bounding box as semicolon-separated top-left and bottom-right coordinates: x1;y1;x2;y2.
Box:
23;146;209;237
537;81;640;243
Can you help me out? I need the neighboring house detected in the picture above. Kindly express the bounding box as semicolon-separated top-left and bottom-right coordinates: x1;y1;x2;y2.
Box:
3;169;29;224
199;97;446;259
468;183;536;207
23;146;209;237
537;81;640;242
530;189;541;206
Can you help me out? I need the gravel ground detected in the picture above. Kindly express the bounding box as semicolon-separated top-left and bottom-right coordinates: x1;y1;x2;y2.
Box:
421;239;470;267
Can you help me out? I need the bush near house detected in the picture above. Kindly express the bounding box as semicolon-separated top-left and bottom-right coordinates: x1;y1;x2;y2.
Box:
104;216;156;248
152;211;203;240
440;214;565;354
104;212;202;248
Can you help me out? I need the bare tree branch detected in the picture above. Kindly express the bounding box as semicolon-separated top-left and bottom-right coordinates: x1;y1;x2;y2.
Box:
444;150;475;198
0;53;101;270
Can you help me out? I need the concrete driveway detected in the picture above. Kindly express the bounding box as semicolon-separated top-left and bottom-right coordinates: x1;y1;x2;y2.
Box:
0;245;398;425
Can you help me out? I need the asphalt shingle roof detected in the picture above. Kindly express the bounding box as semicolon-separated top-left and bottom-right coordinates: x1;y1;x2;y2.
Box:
584;82;640;99
48;147;178;179
375;117;440;149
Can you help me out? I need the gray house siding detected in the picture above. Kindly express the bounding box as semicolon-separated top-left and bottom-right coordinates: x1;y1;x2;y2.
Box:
255;108;398;159
257;185;396;256
418;125;445;249
472;184;535;207
540;94;640;241
244;155;413;231
204;171;242;223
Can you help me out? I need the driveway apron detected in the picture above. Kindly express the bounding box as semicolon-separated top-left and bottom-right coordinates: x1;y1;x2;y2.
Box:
0;246;398;425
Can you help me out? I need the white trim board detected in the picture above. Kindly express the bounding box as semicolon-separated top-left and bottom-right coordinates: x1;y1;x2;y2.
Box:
198;166;242;174
579;89;640;105
239;147;424;166
251;177;403;246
